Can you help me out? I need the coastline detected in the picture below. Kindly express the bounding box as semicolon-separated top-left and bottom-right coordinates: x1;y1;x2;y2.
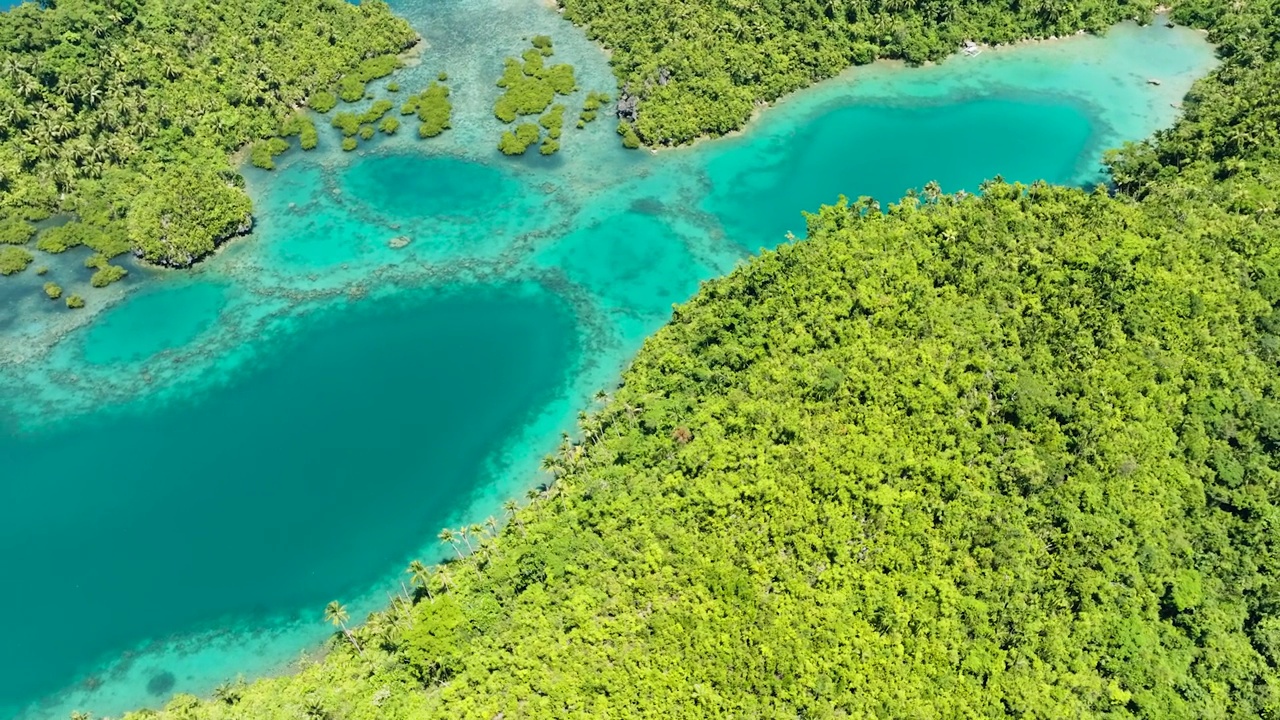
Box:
0;5;1223;717
645;12;1185;155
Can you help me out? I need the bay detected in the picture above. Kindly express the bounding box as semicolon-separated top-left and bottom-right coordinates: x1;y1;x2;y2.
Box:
0;2;1217;717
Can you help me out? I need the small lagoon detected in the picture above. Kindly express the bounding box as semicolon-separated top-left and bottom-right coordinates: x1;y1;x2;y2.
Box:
0;2;1217;717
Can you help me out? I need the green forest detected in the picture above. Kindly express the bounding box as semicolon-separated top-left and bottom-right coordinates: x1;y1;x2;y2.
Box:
78;0;1280;717
0;0;416;268
563;0;1159;143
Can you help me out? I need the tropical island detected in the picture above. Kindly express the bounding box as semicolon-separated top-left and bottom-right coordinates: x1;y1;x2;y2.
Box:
0;0;1277;716
4;0;1256;716
0;0;418;281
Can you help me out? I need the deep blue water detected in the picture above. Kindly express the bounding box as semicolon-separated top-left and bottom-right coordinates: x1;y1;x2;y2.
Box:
0;284;577;711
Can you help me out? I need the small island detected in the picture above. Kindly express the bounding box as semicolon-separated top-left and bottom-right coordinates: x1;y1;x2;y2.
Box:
0;0;417;288
493;36;576;156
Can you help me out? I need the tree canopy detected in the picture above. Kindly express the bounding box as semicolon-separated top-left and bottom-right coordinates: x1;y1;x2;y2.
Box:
561;0;1158;144
95;0;1280;718
0;0;416;267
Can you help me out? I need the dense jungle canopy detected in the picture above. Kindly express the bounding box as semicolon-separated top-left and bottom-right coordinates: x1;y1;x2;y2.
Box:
89;0;1280;717
562;0;1162;143
0;0;415;267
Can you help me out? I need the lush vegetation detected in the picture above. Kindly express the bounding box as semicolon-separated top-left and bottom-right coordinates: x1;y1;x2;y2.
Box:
559;0;1158;144
0;0;416;269
413;82;454;138
493;38;576;123
577;89;611;128
489;38;606;156
497;122;542;155
85;1;1280;718
0;246;34;275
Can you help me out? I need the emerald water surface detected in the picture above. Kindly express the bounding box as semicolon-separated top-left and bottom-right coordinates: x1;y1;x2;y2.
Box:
0;3;1216;717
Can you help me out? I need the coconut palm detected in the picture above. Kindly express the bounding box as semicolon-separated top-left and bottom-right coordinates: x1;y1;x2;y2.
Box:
458;526;475;553
435;565;453;590
438;528;463;559
503;499;525;533
485;515;499;537
540;454;563;479
407;559;432;599
323;600;362;654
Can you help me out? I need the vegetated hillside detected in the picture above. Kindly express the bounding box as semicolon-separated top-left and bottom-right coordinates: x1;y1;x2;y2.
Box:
0;0;416;267
112;1;1280;719
560;0;1157;144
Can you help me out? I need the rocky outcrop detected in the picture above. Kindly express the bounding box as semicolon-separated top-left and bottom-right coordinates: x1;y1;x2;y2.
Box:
616;87;639;122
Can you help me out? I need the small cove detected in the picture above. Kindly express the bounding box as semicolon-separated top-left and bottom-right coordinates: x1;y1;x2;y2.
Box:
0;3;1218;717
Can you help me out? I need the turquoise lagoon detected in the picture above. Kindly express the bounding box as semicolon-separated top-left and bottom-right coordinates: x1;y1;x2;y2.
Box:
0;2;1216;717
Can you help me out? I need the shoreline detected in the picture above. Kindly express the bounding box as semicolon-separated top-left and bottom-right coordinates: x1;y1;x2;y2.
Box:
0;9;1223;717
643;12;1183;155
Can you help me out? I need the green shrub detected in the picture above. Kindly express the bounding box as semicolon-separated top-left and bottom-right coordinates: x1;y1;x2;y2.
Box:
359;99;395;125
43;281;61;299
309;91;338;113
36;223;96;253
492;43;576;123
65;294;84;309
417;83;452;137
358;124;375;140
379;116;400;135
582;90;611;112
279;115;306;136
249;138;290;170
341;137;358;151
544;64;576;95
338;76;366;103
498;123;541;155
578;91;610;126
437;71;448;81
0;246;34;275
539;137;560;155
387;81;400;92
84;226;131;258
299;122;319;150
90;263;128;287
332;112;361;137
618;121;641;149
531;34;553;55
353;55;400;82
0;217;34;245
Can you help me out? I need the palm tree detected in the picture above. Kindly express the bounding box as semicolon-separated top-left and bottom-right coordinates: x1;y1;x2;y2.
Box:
923;180;942;204
438;528;463;560
323;601;362;655
469;523;486;543
70;713;92;720
485;515;499;537
503;499;525;534
407;559;432;599
435;565;453;590
458;526;475;553
540;454;563;479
